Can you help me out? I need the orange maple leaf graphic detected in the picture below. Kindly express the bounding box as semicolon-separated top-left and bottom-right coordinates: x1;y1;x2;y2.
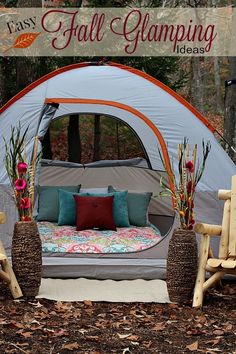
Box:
4;32;41;53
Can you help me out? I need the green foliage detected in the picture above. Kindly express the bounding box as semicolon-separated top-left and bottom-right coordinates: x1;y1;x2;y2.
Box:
4;124;28;185
4;124;41;221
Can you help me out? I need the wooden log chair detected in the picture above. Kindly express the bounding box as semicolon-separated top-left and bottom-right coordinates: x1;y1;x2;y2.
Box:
0;212;22;299
193;175;236;308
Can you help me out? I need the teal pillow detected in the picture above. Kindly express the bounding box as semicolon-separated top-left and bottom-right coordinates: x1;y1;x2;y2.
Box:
58;189;81;226
85;191;130;227
108;186;152;226
37;185;80;222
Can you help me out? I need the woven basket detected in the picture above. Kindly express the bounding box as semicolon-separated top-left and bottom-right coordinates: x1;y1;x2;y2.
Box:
167;228;198;303
12;221;42;297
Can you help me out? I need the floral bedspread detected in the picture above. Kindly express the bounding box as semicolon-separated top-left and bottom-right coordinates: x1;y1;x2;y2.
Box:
37;222;162;254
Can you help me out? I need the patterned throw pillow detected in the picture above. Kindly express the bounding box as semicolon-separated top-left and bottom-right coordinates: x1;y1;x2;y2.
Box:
73;195;116;231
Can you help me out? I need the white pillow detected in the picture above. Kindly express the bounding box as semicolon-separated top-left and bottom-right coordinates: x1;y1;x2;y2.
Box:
80;187;108;194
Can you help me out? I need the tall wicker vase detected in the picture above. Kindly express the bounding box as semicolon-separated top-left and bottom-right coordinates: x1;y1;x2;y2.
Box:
167;228;198;303
12;221;42;297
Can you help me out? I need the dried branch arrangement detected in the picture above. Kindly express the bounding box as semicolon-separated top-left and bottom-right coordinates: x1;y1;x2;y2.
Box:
160;138;211;230
4;124;40;221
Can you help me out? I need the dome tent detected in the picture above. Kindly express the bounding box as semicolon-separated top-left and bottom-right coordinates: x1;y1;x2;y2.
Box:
0;62;235;279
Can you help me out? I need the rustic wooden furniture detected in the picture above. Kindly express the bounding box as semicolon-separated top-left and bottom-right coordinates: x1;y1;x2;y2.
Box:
193;175;236;308
0;212;22;299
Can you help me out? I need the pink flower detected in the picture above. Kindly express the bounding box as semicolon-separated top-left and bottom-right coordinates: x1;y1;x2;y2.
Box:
21;216;32;221
186;161;194;173
15;178;27;191
20;197;31;209
17;162;28;174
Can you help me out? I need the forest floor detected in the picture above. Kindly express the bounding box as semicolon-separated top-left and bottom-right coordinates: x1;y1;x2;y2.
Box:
0;281;235;354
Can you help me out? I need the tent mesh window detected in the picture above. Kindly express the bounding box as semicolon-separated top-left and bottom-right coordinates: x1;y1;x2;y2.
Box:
42;114;146;164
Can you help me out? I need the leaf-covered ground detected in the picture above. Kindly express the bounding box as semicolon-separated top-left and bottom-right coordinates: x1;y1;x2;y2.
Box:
0;281;235;354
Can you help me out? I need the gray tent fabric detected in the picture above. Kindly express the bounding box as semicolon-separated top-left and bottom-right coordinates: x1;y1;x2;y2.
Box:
41;157;149;169
39;164;173;217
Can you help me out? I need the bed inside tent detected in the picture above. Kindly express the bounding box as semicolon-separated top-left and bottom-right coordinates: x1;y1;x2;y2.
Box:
1;114;175;279
38;159;174;279
0;62;235;279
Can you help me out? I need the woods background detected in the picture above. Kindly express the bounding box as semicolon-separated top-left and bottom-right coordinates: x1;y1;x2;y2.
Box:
0;0;235;164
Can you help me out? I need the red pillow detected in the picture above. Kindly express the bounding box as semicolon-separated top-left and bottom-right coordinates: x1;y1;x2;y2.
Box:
73;195;117;231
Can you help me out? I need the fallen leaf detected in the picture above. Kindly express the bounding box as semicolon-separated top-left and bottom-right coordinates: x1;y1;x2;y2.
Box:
129;310;144;318
85;336;100;342
225;324;233;331
117;333;131;339
206;348;222;352
15;342;29;347
128;335;139;341
43;328;55;333
20;331;33;338
131;341;139;346
152;323;165;331
28;301;43;308
6;321;25;329
204;339;220;346
168;303;179;309
55;302;72;312
187;328;205;336
213;329;224;336
62;342;80;350
143;341;152;348
84;300;93;306
53;329;68;337
196;315;207;324
186;341;199;351
97;313;106;318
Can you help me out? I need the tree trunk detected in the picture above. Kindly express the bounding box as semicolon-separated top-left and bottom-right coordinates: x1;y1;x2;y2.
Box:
190;57;205;115
224;57;236;163
68;115;81;163
42;129;52;160
0;59;6;107
93;114;101;161
214;57;223;114
116;122;120;159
